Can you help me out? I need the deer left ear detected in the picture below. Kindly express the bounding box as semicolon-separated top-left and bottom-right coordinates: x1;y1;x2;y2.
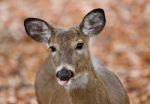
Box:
24;18;53;43
80;8;106;37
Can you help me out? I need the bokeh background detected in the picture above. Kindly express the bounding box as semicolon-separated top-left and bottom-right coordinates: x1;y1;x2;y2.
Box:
0;0;149;104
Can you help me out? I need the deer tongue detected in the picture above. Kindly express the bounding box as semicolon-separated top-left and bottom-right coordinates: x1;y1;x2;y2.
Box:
58;80;68;86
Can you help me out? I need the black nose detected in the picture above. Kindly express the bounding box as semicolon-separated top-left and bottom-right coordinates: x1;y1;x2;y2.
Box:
56;68;74;81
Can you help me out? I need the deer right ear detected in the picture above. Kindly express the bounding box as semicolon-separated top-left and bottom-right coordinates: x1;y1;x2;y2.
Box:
24;18;53;43
80;8;106;37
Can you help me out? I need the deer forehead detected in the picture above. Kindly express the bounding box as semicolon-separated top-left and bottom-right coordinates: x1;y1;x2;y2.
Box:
49;28;88;46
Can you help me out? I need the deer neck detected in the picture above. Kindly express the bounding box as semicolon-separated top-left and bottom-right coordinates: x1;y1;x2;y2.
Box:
66;68;109;104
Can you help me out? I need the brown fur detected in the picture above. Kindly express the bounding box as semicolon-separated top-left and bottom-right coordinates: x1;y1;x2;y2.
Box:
24;8;130;104
35;27;129;104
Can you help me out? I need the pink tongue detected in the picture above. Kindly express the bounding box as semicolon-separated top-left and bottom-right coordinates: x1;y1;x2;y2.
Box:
58;80;68;86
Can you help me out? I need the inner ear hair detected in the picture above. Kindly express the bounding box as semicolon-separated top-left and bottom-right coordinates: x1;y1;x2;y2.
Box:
24;18;53;43
80;8;106;37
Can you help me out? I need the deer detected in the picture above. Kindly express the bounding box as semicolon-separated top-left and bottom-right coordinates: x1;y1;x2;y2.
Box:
24;8;130;104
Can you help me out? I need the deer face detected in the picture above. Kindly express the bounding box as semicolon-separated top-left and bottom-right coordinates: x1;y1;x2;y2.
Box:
24;8;106;87
48;28;90;86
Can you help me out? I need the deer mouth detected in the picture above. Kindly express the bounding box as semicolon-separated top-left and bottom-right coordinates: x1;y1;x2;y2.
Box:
58;79;68;86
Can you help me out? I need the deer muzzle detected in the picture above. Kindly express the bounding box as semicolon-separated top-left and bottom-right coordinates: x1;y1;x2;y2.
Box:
56;68;74;86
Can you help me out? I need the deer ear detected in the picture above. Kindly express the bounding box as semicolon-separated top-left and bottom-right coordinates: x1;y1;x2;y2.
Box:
80;8;106;37
24;18;53;43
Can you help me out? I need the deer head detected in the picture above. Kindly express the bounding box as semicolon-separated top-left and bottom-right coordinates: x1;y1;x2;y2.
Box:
24;8;106;87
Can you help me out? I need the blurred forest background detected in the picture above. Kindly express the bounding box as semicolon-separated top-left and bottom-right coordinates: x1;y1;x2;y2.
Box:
0;0;149;104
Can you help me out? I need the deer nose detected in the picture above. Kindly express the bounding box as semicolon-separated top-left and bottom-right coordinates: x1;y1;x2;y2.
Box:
56;68;74;81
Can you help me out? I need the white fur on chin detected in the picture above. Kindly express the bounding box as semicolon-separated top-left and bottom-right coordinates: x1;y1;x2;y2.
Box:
65;72;89;91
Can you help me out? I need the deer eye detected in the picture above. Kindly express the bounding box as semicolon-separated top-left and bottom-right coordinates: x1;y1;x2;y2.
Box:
75;43;84;50
49;46;57;52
